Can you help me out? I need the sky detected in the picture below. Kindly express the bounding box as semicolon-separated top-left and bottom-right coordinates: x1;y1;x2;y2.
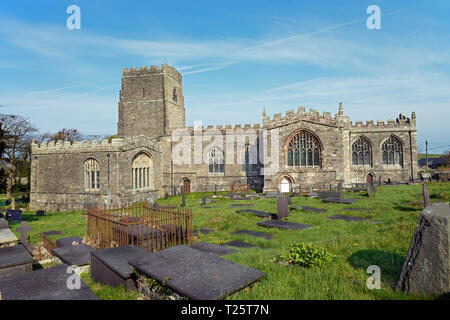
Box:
0;0;449;154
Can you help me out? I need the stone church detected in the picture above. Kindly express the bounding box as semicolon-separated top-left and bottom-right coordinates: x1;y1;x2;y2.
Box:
30;64;419;212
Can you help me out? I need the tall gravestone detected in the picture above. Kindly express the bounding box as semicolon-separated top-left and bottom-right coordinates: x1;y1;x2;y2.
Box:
181;186;185;207
337;182;343;193
277;197;289;220
422;184;430;208
397;202;450;296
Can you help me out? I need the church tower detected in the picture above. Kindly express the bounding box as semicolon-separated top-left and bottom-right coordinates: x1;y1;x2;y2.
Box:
117;63;185;138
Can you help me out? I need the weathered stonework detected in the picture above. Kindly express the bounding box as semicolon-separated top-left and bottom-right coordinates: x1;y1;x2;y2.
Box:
30;64;419;212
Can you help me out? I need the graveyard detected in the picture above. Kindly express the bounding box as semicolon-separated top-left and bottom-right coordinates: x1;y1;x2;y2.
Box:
0;182;449;300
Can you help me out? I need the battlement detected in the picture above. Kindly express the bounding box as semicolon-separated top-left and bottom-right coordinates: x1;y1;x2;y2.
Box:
122;63;182;83
263;105;346;128
32;135;158;154
348;112;417;130
177;123;262;135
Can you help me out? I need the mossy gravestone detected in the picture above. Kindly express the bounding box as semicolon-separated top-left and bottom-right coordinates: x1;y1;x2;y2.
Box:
397;202;450;296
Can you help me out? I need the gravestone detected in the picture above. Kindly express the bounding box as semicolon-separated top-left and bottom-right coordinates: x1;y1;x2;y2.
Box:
330;215;367;222
0;264;99;300
378;175;382;186
201;197;206;206
6;210;22;221
422;184;430;207
277;197;289;220
286;196;292;205
222;241;265;249
0;212;3;219
129;245;265;300
214;184;217;195
338;181;343;192
56;236;83;248
397;202;450;295
0;218;8;229
180;186;185;207
16;221;32;244
36;210;45;217
52;244;98;266
367;184;373;197
318;191;344;199
91;245;148;290
189;241;237;256
232;230;273;240
236;209;273;218
164;193;168;199
5;199;11;205
257;220;314;231
0;245;33;278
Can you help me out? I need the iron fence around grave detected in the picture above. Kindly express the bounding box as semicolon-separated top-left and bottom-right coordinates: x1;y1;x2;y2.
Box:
87;201;193;252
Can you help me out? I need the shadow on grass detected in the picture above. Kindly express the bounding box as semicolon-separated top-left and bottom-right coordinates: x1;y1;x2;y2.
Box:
348;249;405;288
392;205;422;212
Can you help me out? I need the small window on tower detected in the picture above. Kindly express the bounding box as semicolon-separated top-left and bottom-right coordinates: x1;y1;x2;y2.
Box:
173;87;177;102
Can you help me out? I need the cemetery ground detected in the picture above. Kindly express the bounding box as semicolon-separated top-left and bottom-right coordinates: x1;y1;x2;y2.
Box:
1;183;449;300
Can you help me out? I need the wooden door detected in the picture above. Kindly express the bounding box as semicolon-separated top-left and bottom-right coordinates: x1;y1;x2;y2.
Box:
183;180;191;194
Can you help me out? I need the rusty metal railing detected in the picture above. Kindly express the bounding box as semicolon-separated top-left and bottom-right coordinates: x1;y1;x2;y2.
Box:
87;201;193;252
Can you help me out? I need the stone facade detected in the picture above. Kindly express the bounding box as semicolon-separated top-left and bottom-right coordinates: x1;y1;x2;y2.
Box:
30;64;419;212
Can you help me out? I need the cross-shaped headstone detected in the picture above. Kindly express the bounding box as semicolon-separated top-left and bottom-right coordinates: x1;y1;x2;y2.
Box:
16;221;32;243
422;184;430;207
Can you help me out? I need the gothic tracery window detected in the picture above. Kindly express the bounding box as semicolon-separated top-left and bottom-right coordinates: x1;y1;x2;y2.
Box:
241;144;258;173
287;131;321;167
132;153;151;190
84;159;100;191
208;147;224;173
382;136;403;166
352;137;372;166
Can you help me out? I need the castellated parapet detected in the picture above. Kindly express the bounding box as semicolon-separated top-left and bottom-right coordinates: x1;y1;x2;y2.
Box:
122;63;182;83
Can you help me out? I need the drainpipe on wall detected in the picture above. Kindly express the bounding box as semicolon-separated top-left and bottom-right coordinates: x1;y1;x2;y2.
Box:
107;152;111;209
409;131;414;181
34;155;38;212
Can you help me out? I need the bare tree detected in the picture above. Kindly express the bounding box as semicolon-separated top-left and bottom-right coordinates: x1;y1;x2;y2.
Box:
0;114;38;209
40;128;82;143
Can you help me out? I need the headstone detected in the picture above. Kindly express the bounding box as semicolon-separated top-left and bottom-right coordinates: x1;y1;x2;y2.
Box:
378;175;382;186
91;245;148;290
397;203;450;295
338;181;343;192
189;241;237;256
5;199;11;205
201;197;206;206
128;245;265;300
422;184;430;208
286;196;292;205
6;210;22;221
214;184;217;195
0;245;33;278
180;186;185;207
0;218;8;229
232;230;273;240
36;210;45;217
164;193;168;199
0;264;99;300
277;197;289;220
367;184;373;196
309;186;313;195
16;221;32;244
257;220;314;231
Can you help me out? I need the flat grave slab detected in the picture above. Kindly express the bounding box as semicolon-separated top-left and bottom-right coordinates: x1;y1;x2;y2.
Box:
190;241;238;256
342;208;372;212
198;228;215;234
0;228;18;246
236;209;273;218
228;203;254;208
199;206;216;209
91;245;147;290
56;236;83;248
291;205;327;213
0;245;33;278
322;198;358;204
257;220;314;231
232;196;249;200
318;191;344;199
232;230;273;240
222;241;265;249
0;264;99;300
330;214;367;222
129;245;265;300
52;244;98;266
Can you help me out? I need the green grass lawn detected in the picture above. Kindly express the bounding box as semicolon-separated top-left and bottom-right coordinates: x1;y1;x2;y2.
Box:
4;182;449;300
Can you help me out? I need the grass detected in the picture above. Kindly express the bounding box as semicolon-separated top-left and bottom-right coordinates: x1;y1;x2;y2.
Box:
418;153;443;159
3;182;449;300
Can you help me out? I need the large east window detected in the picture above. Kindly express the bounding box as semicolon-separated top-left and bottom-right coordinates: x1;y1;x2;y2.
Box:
286;131;321;167
352;137;372;166
382;136;403;166
207;147;224;173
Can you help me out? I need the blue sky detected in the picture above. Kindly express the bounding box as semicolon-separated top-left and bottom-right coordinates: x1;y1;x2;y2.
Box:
0;0;449;153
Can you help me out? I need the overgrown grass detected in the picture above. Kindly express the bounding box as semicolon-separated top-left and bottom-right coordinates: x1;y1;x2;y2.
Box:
4;182;449;300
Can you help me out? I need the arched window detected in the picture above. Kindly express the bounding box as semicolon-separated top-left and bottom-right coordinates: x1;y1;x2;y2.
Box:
84;159;100;191
351;137;372;166
286;131;321;167
241;144;257;173
382;136;403;166
208;147;224;173
132;153;151;190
